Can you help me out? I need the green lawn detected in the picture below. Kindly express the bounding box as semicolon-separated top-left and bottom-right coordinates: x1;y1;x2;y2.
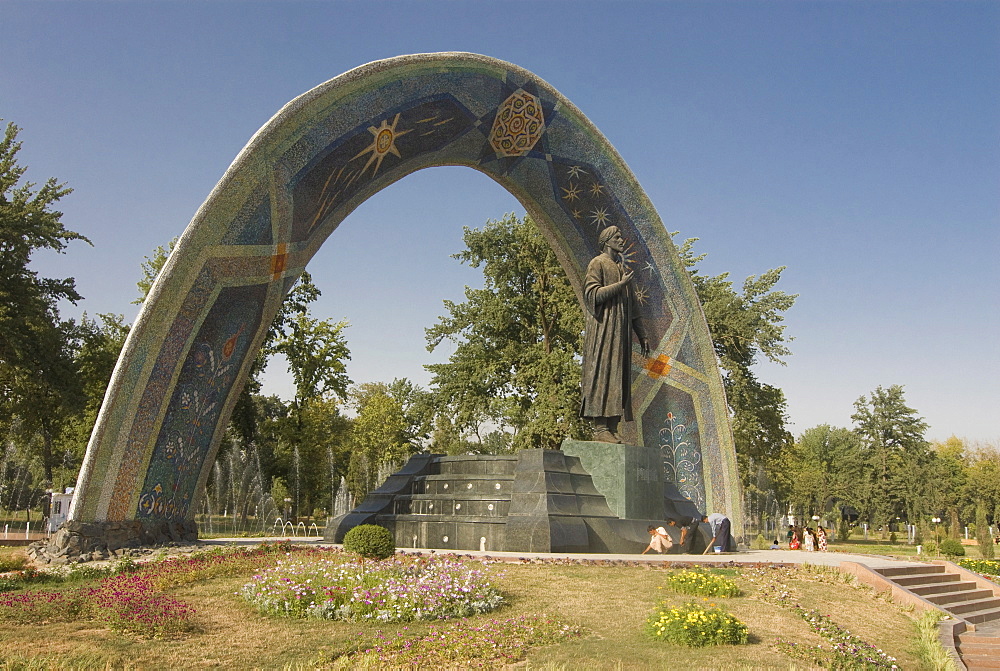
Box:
0;545;932;669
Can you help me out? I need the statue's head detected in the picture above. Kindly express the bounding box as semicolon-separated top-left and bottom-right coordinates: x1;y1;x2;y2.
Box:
598;225;623;253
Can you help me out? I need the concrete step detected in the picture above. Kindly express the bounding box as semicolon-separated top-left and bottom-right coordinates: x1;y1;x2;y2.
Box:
947;598;1000;616
964;607;1000;625
958;634;1000;646
911;580;978;596
927;588;996;605
960;655;1000;670
891;572;961;587
960;640;1000;654
877;564;946;577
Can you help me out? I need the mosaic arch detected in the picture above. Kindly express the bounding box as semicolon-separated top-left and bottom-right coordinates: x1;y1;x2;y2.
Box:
70;53;742;532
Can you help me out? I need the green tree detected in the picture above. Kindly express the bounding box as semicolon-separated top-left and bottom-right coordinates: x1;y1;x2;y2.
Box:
975;501;995;559
52;313;129;489
0;121;91;487
293;395;351;519
851;384;931;530
346;382;409;502
425;213;587;450
272;312;351;517
674;235;797;489
927;436;968;540
133;237;178;304
965;443;1000;545
781;425;863;521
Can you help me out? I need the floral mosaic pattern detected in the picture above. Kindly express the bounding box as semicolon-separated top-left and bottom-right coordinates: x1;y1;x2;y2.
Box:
660;410;705;512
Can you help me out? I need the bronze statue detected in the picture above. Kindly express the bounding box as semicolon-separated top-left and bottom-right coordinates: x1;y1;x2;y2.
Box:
579;226;649;443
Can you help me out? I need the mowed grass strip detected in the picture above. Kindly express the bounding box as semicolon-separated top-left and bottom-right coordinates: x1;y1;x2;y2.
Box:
0;550;925;669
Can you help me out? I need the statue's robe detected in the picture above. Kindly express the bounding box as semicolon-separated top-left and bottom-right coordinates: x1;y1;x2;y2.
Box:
579;253;646;421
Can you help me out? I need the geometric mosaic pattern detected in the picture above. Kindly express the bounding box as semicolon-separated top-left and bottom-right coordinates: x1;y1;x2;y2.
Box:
69;53;742;533
490;90;545;157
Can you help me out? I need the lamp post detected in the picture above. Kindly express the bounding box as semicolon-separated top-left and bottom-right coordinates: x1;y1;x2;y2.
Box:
932;517;942;551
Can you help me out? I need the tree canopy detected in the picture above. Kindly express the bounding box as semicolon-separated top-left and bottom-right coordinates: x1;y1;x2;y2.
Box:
674;235;797;486
425;213;587;450
0;121;92;488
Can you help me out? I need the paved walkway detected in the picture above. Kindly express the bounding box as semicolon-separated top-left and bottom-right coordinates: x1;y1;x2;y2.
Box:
200;536;917;569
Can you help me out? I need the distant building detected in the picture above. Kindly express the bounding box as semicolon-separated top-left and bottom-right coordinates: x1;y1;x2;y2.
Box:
47;487;74;533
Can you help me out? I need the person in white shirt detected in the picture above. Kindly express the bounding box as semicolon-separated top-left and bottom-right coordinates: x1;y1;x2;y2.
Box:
642;525;673;554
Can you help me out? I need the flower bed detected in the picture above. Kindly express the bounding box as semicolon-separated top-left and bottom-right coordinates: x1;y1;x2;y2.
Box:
959;558;1000;581
647;599;748;647
0;540;307;638
0;572;195;638
777;606;899;669
662;568;742;597
240;554;504;622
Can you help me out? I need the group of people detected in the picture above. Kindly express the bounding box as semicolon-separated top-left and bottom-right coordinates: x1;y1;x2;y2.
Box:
641;513;733;555
785;524;828;552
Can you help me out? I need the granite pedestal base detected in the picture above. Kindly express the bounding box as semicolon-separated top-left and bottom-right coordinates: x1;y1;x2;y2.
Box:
561;439;705;523
326;446;712;554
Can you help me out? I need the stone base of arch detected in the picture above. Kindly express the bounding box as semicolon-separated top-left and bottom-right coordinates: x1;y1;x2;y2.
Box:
29;519;198;565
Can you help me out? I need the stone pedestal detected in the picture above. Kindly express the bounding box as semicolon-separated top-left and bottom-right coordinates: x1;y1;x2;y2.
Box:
327;447;711;554
561;440;665;520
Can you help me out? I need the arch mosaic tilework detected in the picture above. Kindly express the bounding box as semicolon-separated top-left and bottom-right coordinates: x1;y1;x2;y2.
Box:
70;53;742;533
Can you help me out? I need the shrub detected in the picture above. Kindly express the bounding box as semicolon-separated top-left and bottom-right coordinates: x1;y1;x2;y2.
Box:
647;600;748;647
663;569;742;597
343;524;395;560
888;532;897;544
0;553;28;573
750;534;770;550
837;519;852;542
923;541;937;556
939;539;965;558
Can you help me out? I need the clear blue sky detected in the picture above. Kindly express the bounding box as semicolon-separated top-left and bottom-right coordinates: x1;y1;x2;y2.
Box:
4;1;997;444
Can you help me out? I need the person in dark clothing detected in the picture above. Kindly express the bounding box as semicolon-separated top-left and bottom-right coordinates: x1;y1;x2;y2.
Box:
701;513;733;553
667;515;699;553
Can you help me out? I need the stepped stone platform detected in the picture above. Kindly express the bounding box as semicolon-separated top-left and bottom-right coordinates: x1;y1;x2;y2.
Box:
325;445;710;554
837;561;1000;670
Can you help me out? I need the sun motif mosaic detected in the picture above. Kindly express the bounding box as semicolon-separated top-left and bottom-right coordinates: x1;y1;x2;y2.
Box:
353;113;411;177
490;90;545;157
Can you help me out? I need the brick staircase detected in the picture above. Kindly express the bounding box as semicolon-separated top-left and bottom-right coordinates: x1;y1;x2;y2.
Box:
956;623;1000;671
875;564;1000;670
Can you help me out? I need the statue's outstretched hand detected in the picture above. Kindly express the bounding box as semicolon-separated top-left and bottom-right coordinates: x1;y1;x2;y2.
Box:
640;338;650;358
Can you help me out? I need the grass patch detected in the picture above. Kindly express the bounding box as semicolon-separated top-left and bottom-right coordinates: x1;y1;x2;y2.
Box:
0;549;28;573
0;547;928;668
914;610;959;671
